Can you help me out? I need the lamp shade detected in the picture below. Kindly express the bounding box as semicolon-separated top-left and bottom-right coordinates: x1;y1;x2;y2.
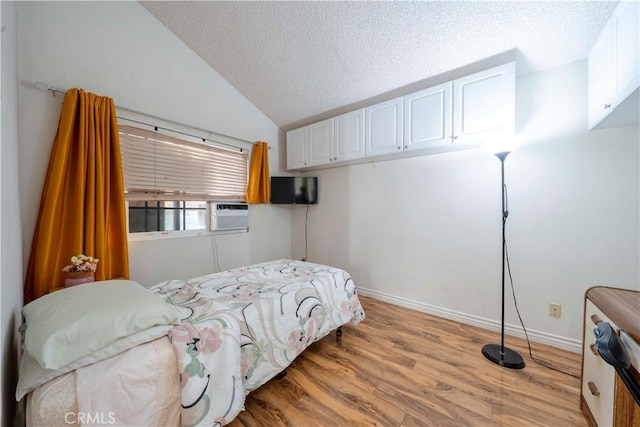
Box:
481;133;523;156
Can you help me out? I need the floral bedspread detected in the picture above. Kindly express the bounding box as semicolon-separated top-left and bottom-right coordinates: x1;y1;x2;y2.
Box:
150;259;366;426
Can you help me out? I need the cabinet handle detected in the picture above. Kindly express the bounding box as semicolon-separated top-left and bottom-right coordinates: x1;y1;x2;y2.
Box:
604;103;611;109
453;136;459;140
589;343;599;356
397;146;401;150
404;145;408;149
587;381;600;397
590;314;602;325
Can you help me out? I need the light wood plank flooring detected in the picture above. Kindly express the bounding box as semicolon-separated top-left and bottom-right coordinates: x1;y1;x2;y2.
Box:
229;296;586;426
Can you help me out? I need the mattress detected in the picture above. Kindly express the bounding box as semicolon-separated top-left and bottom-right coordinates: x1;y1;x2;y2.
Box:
26;337;181;426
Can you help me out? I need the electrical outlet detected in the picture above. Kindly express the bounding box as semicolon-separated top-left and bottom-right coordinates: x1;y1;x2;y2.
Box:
549;303;562;318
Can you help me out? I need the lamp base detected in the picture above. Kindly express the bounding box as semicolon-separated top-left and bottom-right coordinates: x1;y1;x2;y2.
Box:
482;344;525;369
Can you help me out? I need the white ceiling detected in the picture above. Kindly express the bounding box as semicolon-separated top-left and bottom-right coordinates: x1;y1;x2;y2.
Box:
141;1;618;130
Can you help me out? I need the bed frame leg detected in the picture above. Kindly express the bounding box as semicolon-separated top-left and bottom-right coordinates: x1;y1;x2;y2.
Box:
336;326;343;337
275;369;287;380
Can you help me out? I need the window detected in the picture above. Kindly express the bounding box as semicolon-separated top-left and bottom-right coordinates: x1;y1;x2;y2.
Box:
119;125;249;235
128;201;207;233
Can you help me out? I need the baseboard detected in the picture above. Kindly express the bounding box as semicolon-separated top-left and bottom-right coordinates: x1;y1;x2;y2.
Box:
357;287;582;354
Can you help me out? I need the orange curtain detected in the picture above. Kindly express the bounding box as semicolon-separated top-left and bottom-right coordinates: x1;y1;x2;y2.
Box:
246;141;270;204
24;88;129;302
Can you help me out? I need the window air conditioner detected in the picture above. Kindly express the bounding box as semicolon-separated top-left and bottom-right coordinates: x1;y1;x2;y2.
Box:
210;203;249;231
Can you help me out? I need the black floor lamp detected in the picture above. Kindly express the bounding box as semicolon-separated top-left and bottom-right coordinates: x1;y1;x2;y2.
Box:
481;137;525;370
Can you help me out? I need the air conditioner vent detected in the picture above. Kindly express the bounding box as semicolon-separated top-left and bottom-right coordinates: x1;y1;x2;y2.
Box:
210;202;249;231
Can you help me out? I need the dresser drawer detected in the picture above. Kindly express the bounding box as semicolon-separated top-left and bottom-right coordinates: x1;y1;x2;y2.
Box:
585;300;614;331
583;300;617;426
583;320;616;426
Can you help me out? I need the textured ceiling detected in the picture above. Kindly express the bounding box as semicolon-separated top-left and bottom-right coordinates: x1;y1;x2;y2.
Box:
141;1;618;129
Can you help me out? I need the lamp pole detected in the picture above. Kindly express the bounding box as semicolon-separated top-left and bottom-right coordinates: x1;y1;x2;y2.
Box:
481;150;525;369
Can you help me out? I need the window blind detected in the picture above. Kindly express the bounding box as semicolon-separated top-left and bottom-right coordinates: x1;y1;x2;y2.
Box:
119;125;248;201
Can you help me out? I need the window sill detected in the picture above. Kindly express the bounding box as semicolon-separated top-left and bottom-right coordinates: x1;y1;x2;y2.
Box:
127;228;248;242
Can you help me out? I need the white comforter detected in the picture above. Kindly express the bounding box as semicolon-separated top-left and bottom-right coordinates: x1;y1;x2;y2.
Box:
151;259;366;426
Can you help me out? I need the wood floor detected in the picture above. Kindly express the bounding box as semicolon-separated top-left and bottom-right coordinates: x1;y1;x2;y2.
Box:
229;296;587;427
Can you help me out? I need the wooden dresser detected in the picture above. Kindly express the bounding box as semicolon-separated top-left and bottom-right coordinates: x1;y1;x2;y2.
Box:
581;286;640;427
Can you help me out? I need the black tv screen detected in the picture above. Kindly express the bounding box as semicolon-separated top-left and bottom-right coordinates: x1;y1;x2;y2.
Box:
271;176;318;204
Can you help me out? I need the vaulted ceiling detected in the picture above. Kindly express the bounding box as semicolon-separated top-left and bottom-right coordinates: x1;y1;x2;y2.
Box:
141;1;617;130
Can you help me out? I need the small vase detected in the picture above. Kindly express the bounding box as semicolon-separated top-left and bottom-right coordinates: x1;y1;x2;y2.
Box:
64;272;95;287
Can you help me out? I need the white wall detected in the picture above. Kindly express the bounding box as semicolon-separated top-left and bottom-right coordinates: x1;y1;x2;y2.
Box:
17;2;292;286
293;60;639;352
2;1;25;424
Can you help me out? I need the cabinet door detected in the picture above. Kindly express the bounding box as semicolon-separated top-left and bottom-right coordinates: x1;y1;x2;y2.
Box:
588;21;615;129
453;62;515;144
612;0;639;106
334;109;365;162
404;82;452;150
365;97;403;157
308;118;334;166
286;127;308;170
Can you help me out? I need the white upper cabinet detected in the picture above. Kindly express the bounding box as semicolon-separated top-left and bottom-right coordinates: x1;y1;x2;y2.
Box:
335;109;365;162
286;62;516;170
404;82;452;150
286;127;308;169
588;0;639;130
308;118;334;166
612;0;639;105
588;24;614;128
365;97;404;157
453;62;515;144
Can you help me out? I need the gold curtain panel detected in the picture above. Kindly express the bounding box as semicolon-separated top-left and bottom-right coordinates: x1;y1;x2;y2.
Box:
24;88;130;302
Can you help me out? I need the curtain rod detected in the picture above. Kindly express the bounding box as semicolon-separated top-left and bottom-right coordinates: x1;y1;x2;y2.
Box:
35;82;264;150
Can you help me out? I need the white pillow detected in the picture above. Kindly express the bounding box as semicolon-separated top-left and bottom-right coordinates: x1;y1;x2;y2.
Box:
22;279;181;370
16;324;172;400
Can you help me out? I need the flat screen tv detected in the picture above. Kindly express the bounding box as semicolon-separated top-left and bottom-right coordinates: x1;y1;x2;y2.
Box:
271;176;318;204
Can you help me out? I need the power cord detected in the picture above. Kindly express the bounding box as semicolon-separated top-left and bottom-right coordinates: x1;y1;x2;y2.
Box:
504;228;580;379
303;203;309;261
211;234;221;273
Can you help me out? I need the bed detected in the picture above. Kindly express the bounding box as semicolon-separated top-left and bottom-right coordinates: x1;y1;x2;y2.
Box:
17;259;366;426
